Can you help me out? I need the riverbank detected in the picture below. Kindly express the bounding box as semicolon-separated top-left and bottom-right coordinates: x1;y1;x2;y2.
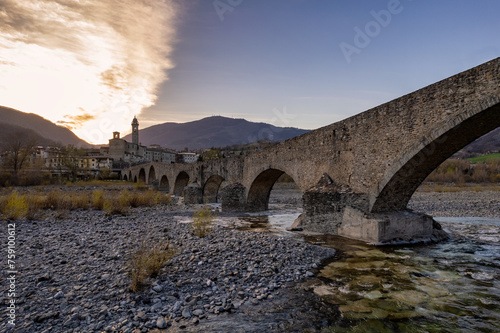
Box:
409;186;500;218
0;207;335;333
1;184;499;332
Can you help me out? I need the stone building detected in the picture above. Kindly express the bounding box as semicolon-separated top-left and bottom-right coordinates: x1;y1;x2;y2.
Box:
108;116;147;163
144;144;176;163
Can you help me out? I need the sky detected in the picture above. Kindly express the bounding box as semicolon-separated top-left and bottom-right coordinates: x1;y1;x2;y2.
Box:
0;0;499;144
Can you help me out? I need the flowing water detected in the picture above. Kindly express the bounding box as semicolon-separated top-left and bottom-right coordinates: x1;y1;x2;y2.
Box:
236;212;500;332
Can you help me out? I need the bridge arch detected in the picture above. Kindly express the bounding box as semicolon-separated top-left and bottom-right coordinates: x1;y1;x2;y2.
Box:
159;175;170;192
128;171;132;182
138;168;146;183
173;171;190;196
371;104;500;212
148;165;156;184
134;175;137;183
203;175;225;203
123;174;128;181
247;168;289;211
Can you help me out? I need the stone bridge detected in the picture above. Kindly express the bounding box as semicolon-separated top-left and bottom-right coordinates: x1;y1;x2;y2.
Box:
123;58;500;244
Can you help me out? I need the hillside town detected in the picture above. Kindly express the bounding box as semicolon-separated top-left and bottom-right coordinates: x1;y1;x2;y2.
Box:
0;117;199;182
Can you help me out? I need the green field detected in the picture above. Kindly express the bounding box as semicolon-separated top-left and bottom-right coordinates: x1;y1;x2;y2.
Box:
467;153;500;163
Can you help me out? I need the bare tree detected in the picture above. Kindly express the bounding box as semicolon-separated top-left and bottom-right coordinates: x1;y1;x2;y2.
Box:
59;145;86;182
1;130;37;175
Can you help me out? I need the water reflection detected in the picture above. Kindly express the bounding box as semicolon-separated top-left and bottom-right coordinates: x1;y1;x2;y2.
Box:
237;212;301;239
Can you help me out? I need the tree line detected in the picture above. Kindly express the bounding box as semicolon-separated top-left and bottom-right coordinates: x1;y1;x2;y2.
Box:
0;130;115;187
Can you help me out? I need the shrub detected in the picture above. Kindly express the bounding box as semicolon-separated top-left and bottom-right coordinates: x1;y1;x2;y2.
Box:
191;206;215;238
129;190;156;208
0;172;13;187
0;196;6;215
54;210;69;220
134;180;148;191
155;192;171;205
2;191;28;220
119;189;131;208
127;240;175;292
92;190;105;210
65;192;90;210
103;199;112;214
25;194;46;220
45;190;63;210
426;158;500;184
141;191;158;207
103;198;128;216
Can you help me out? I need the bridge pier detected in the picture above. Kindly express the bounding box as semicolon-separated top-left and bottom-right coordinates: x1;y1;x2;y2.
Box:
220;183;247;212
298;174;369;233
338;207;448;244
296;174;448;244
184;183;203;204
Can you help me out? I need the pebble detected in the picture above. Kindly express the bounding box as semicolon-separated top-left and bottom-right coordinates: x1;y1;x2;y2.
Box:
1;207;335;332
172;301;181;312
409;190;500;218
192;309;204;316
150;302;163;312
182;307;192;319
156;316;167;329
54;291;65;299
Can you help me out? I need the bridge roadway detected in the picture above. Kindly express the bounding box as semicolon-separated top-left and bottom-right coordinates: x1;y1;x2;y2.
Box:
123;58;500;244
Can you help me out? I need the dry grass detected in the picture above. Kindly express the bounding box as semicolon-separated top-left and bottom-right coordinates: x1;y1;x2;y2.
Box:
155;192;172;205
1;191;28;220
42;190;91;211
0;187;172;220
102;189;171;215
0;196;6;215
191;206;216;238
127;239;176;292
73;179;129;187
69;192;91;210
103;198;129;216
45;190;63;210
418;183;500;193
425;159;500;184
25;195;47;220
92;190;105;210
134;180;148;191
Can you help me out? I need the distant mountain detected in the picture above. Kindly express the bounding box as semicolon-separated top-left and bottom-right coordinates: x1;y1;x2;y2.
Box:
454;127;500;158
123;116;310;150
0;106;90;147
0;122;58;147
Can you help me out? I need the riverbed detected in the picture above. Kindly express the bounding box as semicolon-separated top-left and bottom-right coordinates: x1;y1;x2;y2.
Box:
235;184;500;332
1;185;499;332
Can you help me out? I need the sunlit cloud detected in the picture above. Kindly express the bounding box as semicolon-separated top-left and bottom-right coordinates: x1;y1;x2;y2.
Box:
57;109;97;129
0;0;179;144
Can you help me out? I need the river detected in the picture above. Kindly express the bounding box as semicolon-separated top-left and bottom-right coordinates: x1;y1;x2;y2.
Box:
236;211;500;332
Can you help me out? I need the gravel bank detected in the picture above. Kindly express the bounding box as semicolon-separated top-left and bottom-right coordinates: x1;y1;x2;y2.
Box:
0;207;335;333
409;190;500;218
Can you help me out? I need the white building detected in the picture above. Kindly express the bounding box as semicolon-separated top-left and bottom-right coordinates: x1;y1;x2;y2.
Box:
177;152;199;163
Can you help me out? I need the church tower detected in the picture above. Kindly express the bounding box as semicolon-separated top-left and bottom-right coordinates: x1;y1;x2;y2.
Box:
131;116;139;145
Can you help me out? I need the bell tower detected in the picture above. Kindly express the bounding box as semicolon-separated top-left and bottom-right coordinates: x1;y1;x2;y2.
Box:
131;116;139;145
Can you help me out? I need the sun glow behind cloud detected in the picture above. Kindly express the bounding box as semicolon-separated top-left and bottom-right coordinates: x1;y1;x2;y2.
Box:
0;0;178;144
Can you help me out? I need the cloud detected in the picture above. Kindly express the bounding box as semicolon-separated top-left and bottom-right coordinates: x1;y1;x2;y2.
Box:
0;0;180;143
57;109;97;129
